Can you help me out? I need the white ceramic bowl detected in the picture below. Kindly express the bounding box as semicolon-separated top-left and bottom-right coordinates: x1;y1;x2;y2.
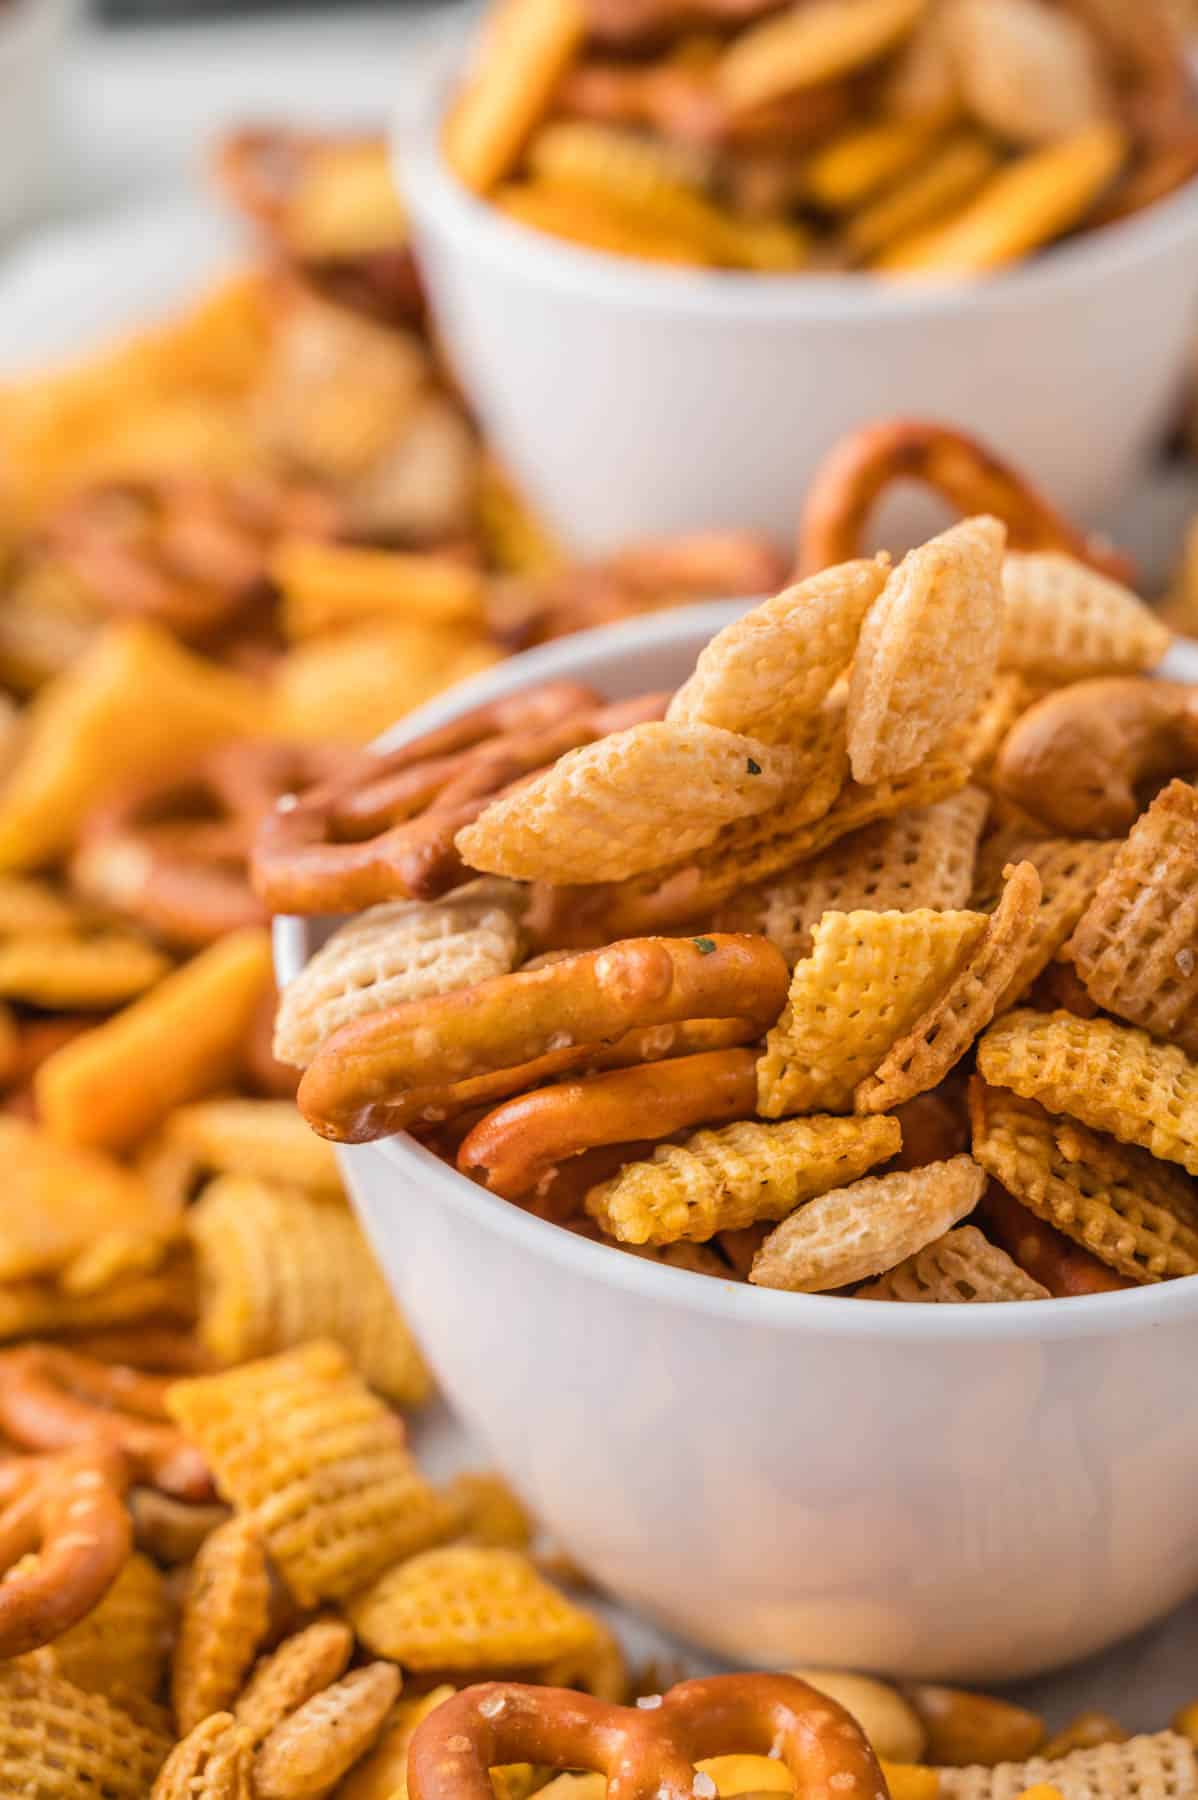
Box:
397;116;1198;557
276;607;1198;1684
0;0;73;243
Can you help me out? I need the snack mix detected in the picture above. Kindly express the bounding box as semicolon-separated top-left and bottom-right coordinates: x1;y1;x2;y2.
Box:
443;0;1198;273
1;101;1198;1800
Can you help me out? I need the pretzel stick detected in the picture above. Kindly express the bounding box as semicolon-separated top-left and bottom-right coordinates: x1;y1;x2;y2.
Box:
795;420;1132;580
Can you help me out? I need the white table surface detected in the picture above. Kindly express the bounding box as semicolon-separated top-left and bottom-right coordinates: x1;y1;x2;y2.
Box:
4;0;1198;1720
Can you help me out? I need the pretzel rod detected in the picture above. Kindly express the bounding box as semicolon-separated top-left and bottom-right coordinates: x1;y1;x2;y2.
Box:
0;1346;213;1500
408;1673;887;1800
795;420;1133;580
298;935;788;1142
458;1047;758;1199
0;1446;132;1657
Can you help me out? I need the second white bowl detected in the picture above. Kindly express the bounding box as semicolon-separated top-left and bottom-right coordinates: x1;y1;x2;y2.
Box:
276;607;1198;1684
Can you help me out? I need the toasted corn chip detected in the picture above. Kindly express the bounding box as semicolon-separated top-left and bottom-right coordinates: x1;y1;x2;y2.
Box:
233;1619;354;1746
275;625;500;747
758;909;986;1116
856;861;1042;1111
751;1154;986;1292
805;114;950;211
1041;1717;1128;1760
935;1733;1195;1800
458;723;791;884
1069;782;1198;1055
172;1516;271;1734
0;1116;176;1283
446;1470;534;1550
856;1223;1050;1300
999;553;1170;682
166;1100;342;1195
0;929;170;1010
666;559;889;743
167;1342;454;1604
978;1010;1198;1176
188;1177;432;1405
152;1713;254;1800
719;0;929;111
253;1663;400;1800
273;541;485;639
0;1260;196;1342
969;1081;1198;1282
947;0;1109;145
850;134;998;257
273;882;527;1069
0;1662;171;1799
0;622;262;872
444;0;586;192
25;1553;172;1700
348;1545;599;1669
585;1114;900;1245
971;838;1120;1011
36;928;273;1152
848;517;1006;784
338;1687;456;1800
718;787;987;965
877;122;1128;274
786;1672;926;1763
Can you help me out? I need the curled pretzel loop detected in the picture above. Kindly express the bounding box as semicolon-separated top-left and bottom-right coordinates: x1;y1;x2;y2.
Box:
796;421;1133;582
992;676;1198;837
74;740;361;948
45;476;336;642
298;934;789;1143
252;681;670;917
458;1047;758;1201
0;1445;133;1657
0;1346;213;1501
409;1673;888;1800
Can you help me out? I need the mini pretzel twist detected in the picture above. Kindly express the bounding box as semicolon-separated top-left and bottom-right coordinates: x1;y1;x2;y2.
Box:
795;420;1133;582
0;1445;133;1657
252;682;669;917
992;676;1198;837
298;934;789;1143
45;476;336;642
0;1346;212;1501
73;741;360;949
409;1673;888;1800
458;1047;758;1200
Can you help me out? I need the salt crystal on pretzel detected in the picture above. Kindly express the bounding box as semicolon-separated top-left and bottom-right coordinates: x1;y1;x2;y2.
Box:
857;1223;1051;1301
28;1550;171;1701
666;557;889;742
584;1113;900;1244
977;1009;1198;1177
151;1712;253;1800
274;880;526;1068
936;1731;1197;1800
999;553;1170;681
234;1618;355;1746
167;1343;455;1604
0;1662;172;1799
1068;781;1198;1055
253;1664;401;1800
457;723;792;884
187;1175;432;1405
992;677;1198;839
947;0;1110;145
751;1155;987;1292
717;787;987;966
0;1447;133;1659
172;1516;271;1733
969;1080;1198;1282
847;516;1006;785
298;934;788;1144
348;1545;600;1669
856;860;1042;1112
758;908;987;1116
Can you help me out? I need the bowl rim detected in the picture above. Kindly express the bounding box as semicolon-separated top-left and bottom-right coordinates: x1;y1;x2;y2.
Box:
394;90;1198;323
275;603;1198;1344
